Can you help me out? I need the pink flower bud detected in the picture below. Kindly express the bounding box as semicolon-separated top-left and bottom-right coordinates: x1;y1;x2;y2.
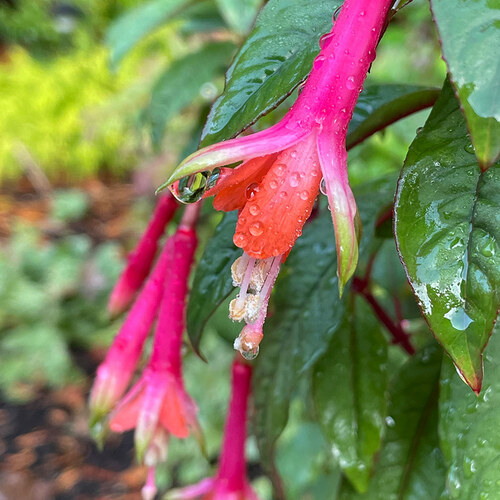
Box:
108;194;178;315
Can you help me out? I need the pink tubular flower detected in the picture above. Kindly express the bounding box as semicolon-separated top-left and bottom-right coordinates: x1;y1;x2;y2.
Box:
89;234;176;429
108;193;178;315
166;358;258;500
163;0;393;294
108;204;201;494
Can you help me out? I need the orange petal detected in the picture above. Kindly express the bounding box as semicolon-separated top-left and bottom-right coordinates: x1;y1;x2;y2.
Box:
233;132;321;259
159;384;190;438
204;154;278;212
109;388;145;432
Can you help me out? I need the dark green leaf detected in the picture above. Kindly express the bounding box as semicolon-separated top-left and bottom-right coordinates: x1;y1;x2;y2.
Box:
106;0;188;69
145;42;236;148
253;181;396;471
200;0;341;146
313;296;388;493
253;207;345;470
346;85;440;149
440;323;500;500
215;0;262;34
339;344;446;500
430;0;500;169
394;82;500;392
186;212;239;354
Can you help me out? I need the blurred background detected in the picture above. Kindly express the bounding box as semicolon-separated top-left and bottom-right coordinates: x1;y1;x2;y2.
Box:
0;0;445;498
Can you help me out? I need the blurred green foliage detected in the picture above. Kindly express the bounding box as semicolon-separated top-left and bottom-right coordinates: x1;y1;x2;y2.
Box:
0;190;123;400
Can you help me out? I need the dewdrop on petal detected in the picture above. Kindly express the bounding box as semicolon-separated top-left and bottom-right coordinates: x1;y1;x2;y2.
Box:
234;325;263;361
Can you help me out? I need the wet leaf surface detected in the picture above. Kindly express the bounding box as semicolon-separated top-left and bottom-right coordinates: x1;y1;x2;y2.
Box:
313;296;388;493
346;84;439;149
339;344;446;500
394;81;500;392
253;179;397;473
440;323;500;500
430;0;500;169
200;0;342;146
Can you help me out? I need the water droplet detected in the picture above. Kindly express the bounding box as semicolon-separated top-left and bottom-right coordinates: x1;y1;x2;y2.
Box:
359;10;366;16
481;239;495;257
246;182;260;200
320;178;327;195
275;164;286;176
234;232;248;246
249;222;264;236
313;55;325;70
269;180;278;190
416;126;423;134
249;204;260;216
241;344;259;360
346;76;356;90
319;32;334;49
279;191;288;199
169;169;220;203
464;143;475;154
290;150;297;158
300;190;309;200
289;173;300;187
385;416;396;428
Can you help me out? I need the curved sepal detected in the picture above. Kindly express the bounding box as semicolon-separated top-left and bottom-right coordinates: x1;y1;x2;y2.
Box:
157;116;307;192
317;127;360;295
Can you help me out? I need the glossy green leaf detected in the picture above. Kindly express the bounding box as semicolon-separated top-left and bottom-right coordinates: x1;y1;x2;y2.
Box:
339;344;446;500
313;296;388;493
145;42;236;148
430;0;500;169
106;0;188;69
200;0;341;146
253;180;397;471
346;85;440;149
394;82;500;393
186;212;239;354
440;323;500;500
215;0;262;34
253;207;345;470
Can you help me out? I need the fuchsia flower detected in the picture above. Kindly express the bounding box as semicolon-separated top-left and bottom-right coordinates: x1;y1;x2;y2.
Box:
163;0;393;297
166;358;258;500
108;205;201;468
89;234;177;427
108;193;178;315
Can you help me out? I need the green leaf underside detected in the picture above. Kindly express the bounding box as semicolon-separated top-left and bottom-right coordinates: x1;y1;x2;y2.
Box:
106;0;188;69
430;0;500;169
339;344;446;500
394;81;500;392
146;42;236;148
346;85;440;149
253;182;396;470
440;322;500;500
313;296;388;493
200;0;343;146
186;211;239;354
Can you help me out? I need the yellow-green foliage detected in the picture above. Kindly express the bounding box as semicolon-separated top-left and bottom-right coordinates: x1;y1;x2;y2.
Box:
0;44;139;182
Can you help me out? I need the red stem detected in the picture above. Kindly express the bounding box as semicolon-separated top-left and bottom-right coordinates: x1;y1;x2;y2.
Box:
353;277;415;355
216;358;252;490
